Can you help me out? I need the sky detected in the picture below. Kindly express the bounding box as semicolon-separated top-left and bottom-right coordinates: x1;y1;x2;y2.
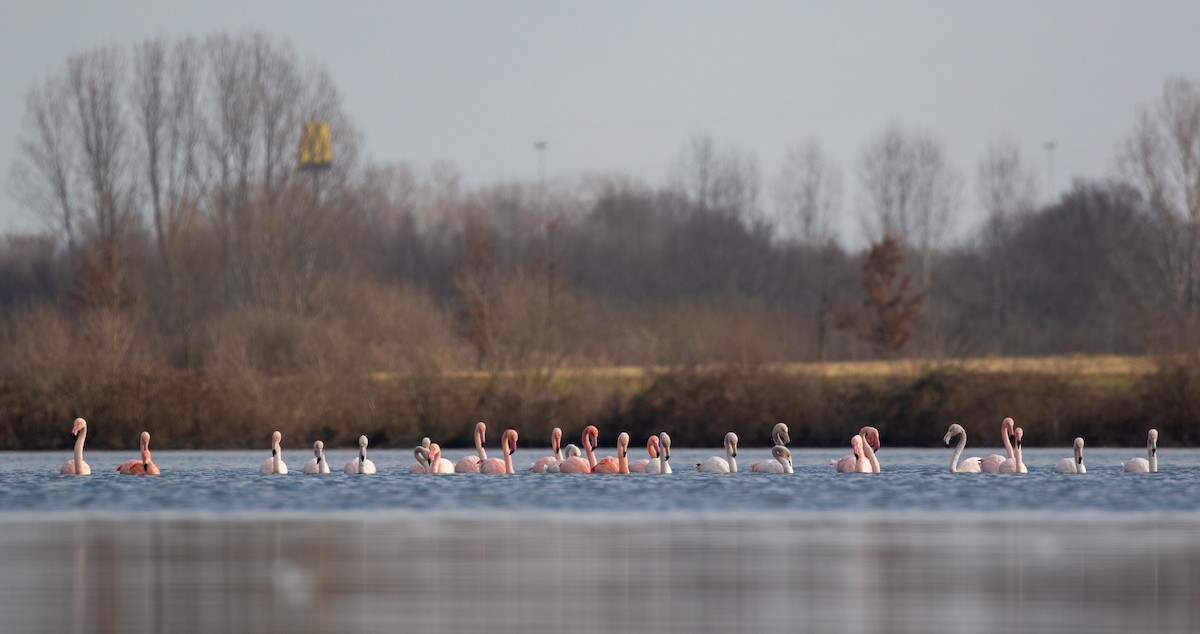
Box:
3;0;1199;245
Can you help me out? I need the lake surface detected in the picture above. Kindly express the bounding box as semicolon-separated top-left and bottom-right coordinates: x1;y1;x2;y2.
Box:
2;447;1198;632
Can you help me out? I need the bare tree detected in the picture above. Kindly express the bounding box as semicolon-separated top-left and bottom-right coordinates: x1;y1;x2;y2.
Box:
838;234;926;357
671;133;761;221
774;139;843;359
975;139;1039;353
8;75;80;264
1120;76;1200;334
857;124;961;289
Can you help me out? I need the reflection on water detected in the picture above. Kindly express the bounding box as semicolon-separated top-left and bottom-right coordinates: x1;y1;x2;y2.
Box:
0;513;1196;633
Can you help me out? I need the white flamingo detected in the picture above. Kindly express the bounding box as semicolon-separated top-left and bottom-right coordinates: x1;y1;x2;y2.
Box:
1055;437;1086;474
409;438;432;473
749;423;790;472
303;440;330;474
697;432;739;473
60;418;91;475
758;445;794;474
344;435;377;474
260;431;288;474
1123;429;1158;473
943;424;982;473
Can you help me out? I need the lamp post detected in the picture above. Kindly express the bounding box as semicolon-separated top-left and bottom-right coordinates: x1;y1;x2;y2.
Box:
1043;141;1056;203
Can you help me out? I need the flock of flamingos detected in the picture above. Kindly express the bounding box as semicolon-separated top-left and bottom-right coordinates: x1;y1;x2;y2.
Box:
58;416;1161;477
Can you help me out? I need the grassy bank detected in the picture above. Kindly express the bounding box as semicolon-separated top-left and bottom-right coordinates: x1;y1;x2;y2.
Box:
1;355;1195;451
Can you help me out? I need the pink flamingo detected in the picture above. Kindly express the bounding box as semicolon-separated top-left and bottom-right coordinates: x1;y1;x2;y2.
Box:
833;426;881;468
998;427;1026;474
425;443;456;473
980;418;1015;473
833;435;865;472
630;435;660;473
455;422;489;473
116;431;160;475
260;431;288;474
697;432;739;473
557;426;599;474
593;432;630;474
479;429;518;474
60;418;91;475
547;444;582;472
1123;429;1158;473
750;423;791;472
943;424;982;473
529;427;564;472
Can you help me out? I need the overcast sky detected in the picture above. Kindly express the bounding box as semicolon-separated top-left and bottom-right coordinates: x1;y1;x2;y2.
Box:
3;0;1199;244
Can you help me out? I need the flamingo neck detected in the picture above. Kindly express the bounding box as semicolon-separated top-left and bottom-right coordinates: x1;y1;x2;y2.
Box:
73;431;85;473
503;437;514;474
476;427;488;461
273;443;282;473
585;433;597;468
951;433;966;472
1149;442;1156;473
553;439;562;461
727;445;738;473
861;440;879;473
1001;424;1014;459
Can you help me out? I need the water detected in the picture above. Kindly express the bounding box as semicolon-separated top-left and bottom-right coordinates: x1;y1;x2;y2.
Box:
2;447;1198;632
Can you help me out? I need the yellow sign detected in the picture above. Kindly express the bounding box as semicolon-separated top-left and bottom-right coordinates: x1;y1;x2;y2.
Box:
299;122;332;169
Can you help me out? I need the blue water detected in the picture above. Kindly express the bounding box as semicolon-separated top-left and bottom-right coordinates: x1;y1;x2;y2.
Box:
5;447;1198;632
1;447;1195;515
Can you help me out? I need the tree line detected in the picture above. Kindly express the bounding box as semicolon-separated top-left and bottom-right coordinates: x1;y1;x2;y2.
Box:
1;32;1198;448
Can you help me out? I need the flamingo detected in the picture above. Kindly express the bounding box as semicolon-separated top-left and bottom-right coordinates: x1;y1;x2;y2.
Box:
1123;429;1158;473
630;435;660;473
479;429;518;474
697;432;739;473
302;440;331;474
557;426;599;474
409;438;432;473
60;418;91;475
754;445;794;473
1055;437;1086;474
833;435;866;472
593;432;631;474
426;443;456;474
455;422;489;473
833;426;882;471
650;432;673;474
980;418;1016;473
998;427;1026;474
116;431;160;475
942;424;981;473
749;423;791;472
344;435;377;474
260;431;288;474
529;427;564;472
547;444;582;473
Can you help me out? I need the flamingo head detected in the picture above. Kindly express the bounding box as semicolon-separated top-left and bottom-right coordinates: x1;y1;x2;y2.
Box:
1148;428;1159;451
1014;427;1024;448
860;426;881;451
140;431;151;452
421;436;431;450
772;445;792;466
504;429;519;454
658;432;671;461
358;435;369;449
943;424;964;447
428;442;441;461
551;427;562;450
725;432;738;457
1003;418;1015;444
71;418;87;436
647;435;660;458
583;425;599;450
313;440;324;457
617;432;630;457
1073;437;1084;463
564;443;581;459
773;423;790;446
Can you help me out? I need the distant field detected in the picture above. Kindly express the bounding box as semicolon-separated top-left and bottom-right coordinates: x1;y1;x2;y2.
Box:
423;355;1160;382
